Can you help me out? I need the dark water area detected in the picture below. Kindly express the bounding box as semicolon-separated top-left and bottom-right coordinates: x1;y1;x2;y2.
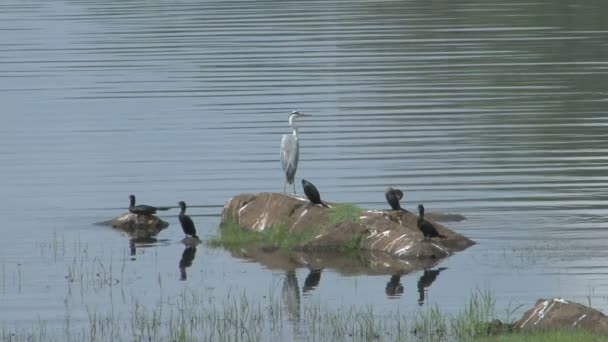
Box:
1;0;608;339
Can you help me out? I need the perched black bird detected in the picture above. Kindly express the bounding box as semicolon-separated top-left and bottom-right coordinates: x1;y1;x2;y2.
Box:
303;269;323;294
385;187;405;211
178;201;200;240
302;179;330;208
128;194;170;216
417;267;447;306
179;246;197;281
417;204;446;240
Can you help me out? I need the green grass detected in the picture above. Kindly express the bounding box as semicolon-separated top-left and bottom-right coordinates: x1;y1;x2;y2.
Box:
208;220;317;250
476;330;608;342
327;204;363;225
4;284;606;342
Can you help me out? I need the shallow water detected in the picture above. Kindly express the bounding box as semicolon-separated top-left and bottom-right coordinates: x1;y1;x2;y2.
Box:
1;0;608;339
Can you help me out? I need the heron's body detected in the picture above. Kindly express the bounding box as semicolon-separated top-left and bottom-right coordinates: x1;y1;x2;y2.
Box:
178;201;199;240
281;133;299;192
385;187;405;211
280;111;309;194
302;179;329;208
417;204;446;240
128;194;169;216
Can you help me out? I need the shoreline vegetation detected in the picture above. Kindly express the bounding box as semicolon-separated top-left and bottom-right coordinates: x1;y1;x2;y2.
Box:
3;287;606;342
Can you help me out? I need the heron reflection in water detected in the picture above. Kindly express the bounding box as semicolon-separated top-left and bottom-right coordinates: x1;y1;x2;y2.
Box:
417;267;447;306
280;111;310;195
179;246;197;281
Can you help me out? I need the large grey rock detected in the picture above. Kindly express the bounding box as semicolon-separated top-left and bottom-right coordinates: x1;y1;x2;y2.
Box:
98;212;169;239
515;298;608;334
221;192;474;272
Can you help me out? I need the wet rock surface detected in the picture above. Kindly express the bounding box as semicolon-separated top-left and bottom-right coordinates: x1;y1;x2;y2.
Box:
221;192;475;271
98;212;169;239
515;298;608;334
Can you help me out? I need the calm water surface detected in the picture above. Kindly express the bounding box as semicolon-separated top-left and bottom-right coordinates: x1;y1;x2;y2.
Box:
1;0;608;339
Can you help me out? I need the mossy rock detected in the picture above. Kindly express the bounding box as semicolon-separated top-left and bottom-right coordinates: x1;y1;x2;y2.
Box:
220;192;475;263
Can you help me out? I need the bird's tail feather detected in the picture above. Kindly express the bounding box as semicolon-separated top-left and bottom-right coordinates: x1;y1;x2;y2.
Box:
438;233;447;239
321;202;331;208
156;206;172;211
192;234;200;240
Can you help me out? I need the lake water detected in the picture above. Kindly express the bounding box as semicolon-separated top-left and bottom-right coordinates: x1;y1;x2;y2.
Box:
1;0;608;340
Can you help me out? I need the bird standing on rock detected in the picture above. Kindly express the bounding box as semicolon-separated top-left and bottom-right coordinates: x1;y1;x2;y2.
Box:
302;179;330;208
385;187;405;211
417;204;446;240
128;194;170;216
178;201;200;240
280;111;310;195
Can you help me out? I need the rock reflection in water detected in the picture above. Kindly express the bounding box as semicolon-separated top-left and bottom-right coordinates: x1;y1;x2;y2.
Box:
385;274;405;298
179;246;197;281
417;267;447;306
302;269;323;296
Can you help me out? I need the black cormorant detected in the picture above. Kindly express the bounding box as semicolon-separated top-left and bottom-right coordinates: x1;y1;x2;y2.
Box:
178;201;200;240
385;187;405;211
128;194;170;216
417;204;446;240
302;179;330;208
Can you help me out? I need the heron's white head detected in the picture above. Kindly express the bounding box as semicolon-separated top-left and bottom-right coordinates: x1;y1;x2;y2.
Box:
288;110;310;127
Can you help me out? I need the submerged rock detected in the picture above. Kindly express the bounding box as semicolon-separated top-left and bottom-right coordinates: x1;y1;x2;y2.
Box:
515;298;608;334
98;212;169;239
180;236;202;247
221;192;475;271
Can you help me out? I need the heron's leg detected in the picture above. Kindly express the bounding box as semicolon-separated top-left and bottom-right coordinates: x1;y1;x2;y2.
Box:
283;181;287;193
292;182;296;195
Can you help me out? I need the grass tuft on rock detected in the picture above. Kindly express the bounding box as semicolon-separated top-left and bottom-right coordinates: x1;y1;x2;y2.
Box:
208;220;317;250
327;204;363;225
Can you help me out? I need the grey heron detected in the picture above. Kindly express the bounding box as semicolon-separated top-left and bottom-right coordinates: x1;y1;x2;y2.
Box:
280;110;310;194
128;194;170;216
178;201;199;240
417;204;446;240
385;187;405;211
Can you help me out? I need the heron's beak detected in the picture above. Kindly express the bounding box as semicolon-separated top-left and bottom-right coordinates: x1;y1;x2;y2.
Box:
298;113;312;117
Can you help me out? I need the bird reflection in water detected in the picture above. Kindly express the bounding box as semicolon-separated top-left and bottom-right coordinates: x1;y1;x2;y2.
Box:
385;274;404;298
282;270;301;322
128;237;158;261
179;246;197;281
302;268;323;295
417;267;447;306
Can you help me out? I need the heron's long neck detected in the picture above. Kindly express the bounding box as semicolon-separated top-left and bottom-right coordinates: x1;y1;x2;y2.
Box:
289;117;299;138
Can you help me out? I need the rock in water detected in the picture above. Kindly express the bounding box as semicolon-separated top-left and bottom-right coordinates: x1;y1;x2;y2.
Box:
221;192;474;260
98;212;169;239
515;298;608;334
